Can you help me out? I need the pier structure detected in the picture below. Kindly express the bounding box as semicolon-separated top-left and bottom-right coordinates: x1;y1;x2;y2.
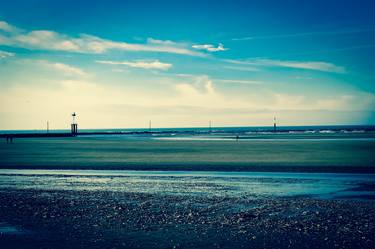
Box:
71;112;78;136
273;116;277;133
1;112;187;142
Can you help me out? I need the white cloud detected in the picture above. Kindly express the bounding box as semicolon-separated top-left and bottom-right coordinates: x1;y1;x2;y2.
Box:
27;60;88;77
0;21;205;56
0;50;14;59
173;75;221;107
260;59;346;73
14;30;82;51
227;58;346;73
147;38;178;46
96;60;172;70
0;20;21;33
169;73;261;85
51;62;88;77
192;43;228;52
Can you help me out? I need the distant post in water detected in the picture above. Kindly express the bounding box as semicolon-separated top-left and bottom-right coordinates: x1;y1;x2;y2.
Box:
209;120;212;134
47;121;49;134
273;116;277;133
149;120;152;132
71;112;78;136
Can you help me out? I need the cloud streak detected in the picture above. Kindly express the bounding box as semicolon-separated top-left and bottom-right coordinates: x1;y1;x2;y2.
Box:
169;73;261;85
96;60;172;70
28;60;89;77
213;79;261;85
232;28;375;41
227;58;346;73
0;21;21;33
51;62;88;77
192;43;228;52
0;20;204;56
0;50;14;59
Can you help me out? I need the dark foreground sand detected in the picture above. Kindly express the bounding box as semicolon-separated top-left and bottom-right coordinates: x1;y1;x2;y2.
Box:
0;189;374;249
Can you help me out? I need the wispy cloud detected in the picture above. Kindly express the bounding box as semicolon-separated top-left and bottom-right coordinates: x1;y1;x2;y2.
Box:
96;60;172;70
232;28;375;41
32;60;88;77
226;58;346;73
0;21;21;33
192;43;228;52
0;50;14;59
260;59;346;73
223;65;260;72
213;79;261;85
0;20;204;56
147;38;178;46
170;73;260;85
51;62;88;77
174;75;216;98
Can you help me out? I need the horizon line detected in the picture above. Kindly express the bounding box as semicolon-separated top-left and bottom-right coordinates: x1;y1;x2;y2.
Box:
1;123;374;132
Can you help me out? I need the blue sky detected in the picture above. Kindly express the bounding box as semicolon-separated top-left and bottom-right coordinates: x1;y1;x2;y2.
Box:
0;0;375;129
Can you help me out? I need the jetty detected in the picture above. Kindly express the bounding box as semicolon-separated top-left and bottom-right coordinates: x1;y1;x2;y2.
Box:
0;113;161;143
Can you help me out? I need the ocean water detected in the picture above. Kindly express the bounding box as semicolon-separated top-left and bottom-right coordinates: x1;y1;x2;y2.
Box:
2;125;375;143
1;124;375;135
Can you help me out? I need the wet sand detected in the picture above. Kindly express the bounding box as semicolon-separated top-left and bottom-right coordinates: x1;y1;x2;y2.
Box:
0;188;374;249
0;170;374;248
0;170;374;199
1;135;374;248
1;136;375;172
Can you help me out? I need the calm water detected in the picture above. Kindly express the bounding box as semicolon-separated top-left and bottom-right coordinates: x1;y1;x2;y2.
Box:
0;169;374;200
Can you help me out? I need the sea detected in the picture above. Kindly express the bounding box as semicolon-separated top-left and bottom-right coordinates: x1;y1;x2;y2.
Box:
1;124;375;134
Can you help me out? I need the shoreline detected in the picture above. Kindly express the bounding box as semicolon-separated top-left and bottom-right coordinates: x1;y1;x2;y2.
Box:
2;168;375;176
1;168;374;200
1;164;375;173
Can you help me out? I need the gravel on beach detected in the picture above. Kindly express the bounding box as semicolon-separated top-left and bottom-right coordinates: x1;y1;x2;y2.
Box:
0;189;374;249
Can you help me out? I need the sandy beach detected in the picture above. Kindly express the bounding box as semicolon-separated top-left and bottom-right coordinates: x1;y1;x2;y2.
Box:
1;134;375;248
1;135;375;172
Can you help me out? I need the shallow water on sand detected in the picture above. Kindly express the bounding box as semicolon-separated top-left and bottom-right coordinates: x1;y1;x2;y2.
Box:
0;222;27;235
0;169;374;200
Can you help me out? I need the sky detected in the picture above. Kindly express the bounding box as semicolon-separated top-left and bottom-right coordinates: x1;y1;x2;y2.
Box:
0;0;375;129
